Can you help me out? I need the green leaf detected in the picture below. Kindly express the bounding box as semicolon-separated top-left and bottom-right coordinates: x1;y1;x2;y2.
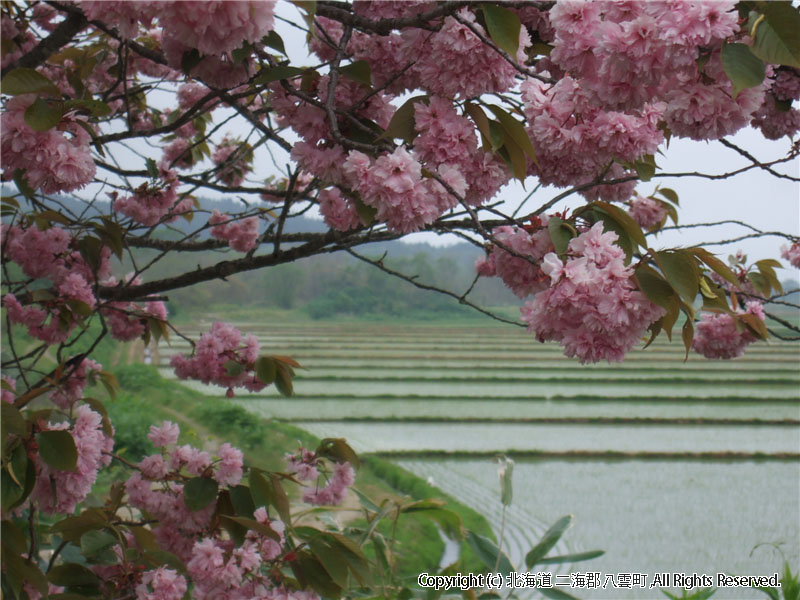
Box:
145;157;159;178
229;485;255;518
377;95;428;144
526;515;571;568
263;30;287;55
80;529;118;562
181;49;203;76
2;445;29;512
535;549;605;564
13;168;35;198
634;264;677;310
501;134;528;182
47;563;101;587
3;548;48;596
482;4;521;57
689;247;740;288
681;316;694;360
547;216;573;257
467;530;515;574
1;68;60;96
316;437;360;469
37;430;78;472
739;312;769;340
353;195;377;226
257;65;306;84
402;501;464;540
291;553;342;598
339;60;372;87
592;201;647;248
1;402;27;436
308;536;351;588
487;119;506;152
721;43;766;99
747;271;771;296
656;187;679;205
256;357;277;384
465;103;494;152
249;470;273;510
49;509;108;543
274;363;294;397
183;477;218;511
655;250;700;304
223;359;245;377
219;515;280;541
24;97;63;131
750;3;800;68
269;473;291;524
632;154;657;182
64;97;112;117
486;104;537;165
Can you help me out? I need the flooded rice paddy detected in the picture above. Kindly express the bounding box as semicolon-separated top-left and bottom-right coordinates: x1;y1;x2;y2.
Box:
159;321;800;598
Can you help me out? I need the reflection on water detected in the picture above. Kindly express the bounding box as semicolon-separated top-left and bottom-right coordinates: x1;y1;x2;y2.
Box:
398;459;800;600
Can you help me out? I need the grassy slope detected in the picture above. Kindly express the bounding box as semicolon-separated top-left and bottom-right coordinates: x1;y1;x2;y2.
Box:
103;363;493;580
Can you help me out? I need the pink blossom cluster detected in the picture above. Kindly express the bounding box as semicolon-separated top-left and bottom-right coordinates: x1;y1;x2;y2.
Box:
475;221;554;298
31;405;114;514
663;52;766;141
311;4;528;98
100;274;168;342
79;1;275;88
170;322;267;396
1;95;96;195
270;75;394;147
284;447;355;506
318;188;364;232
628;194;667;230
2;223;111;343
692;301;766;359
186;532;283;600
50;357;102;410
548;1;738;111
751;69;800;140
284;448;320;482
127;424;243;561
352;0;434;20
521;223;665;363
156;1;276;57
522;77;662;200
782;242;800;269
209;210;260;252
1;14;37;69
413;98;510;206
339;148;467;233
128;420;296;598
114;167;187;226
212;138;251;187
80;1;154;39
1;375;16;404
302;462;356;506
403;9;531;99
135;567;187;600
177;82;216;111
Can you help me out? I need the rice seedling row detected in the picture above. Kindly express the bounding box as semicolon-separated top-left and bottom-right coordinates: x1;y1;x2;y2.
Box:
233;398;800;421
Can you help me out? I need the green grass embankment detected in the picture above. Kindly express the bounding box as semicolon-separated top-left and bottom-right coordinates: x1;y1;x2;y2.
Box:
102;364;494;580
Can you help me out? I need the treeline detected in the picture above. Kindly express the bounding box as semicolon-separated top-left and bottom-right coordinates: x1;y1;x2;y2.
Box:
145;242;521;320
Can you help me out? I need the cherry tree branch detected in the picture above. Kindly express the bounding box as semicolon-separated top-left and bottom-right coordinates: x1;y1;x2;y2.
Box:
346;248;525;327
